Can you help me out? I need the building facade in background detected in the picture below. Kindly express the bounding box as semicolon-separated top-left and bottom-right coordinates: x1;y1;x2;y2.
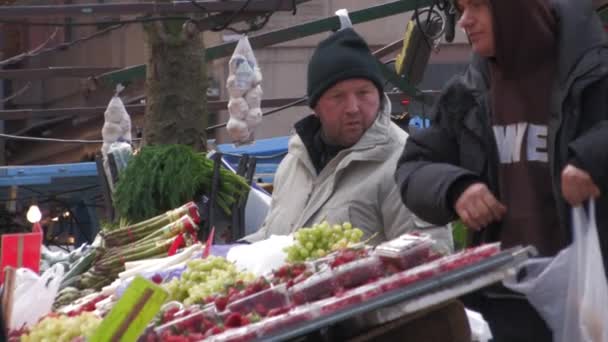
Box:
1;0;471;165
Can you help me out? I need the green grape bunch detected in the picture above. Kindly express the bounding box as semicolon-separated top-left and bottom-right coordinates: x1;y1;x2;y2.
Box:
284;221;365;262
163;256;255;306
20;312;101;342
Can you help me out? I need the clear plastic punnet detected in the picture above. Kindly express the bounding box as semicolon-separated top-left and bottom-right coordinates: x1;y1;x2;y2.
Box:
153;305;219;336
333;256;384;289
289;269;339;305
437;243;501;273
376;262;441;294
208;325;258;342
374;234;439;271
226;283;291;317
254;303;322;338
316;283;383;316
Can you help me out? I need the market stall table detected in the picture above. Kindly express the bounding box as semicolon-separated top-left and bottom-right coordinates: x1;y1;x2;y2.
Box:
257;246;532;342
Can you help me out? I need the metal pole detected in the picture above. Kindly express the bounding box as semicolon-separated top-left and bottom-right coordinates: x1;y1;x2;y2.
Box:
0;93;411;121
0;0;303;17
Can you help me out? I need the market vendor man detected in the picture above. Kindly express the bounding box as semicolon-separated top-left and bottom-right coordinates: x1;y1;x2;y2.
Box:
243;27;470;341
395;0;608;341
243;27;452;247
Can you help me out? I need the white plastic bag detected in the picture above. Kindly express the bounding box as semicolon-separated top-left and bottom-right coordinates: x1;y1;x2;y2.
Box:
226;235;293;276
225;36;263;145
466;308;493;342
562;201;608;342
10;263;65;330
504;200;608;342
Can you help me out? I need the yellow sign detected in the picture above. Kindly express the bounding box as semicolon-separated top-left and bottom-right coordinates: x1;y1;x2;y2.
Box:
89;276;168;342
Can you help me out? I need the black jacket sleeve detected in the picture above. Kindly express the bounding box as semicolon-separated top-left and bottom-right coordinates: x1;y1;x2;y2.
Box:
395;127;478;226
568;77;608;190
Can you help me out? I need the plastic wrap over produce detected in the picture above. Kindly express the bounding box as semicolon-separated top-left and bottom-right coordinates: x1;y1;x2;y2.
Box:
226;36;263;145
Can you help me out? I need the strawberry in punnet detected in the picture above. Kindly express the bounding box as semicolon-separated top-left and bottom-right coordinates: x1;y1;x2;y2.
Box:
251;277;270;292
254;303;268;316
267;306;292;317
187;332;204;341
204;295;216;304
162;306;180;324
165;335;188;342
271;263;312;288
330;248;369;268
224;312;250;328
205;325;225;337
151;273;163;284
215;295;229;312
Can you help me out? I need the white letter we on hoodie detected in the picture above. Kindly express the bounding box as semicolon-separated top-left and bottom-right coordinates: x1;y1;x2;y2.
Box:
493;123;549;164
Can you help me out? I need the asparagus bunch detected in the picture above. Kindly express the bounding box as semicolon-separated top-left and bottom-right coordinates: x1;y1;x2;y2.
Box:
102;202;199;247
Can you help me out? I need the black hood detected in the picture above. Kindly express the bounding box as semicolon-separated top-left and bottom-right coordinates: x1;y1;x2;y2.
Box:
466;0;607;87
489;0;557;78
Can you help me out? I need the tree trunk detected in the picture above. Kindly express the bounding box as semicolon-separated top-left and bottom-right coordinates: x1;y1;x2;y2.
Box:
143;18;208;151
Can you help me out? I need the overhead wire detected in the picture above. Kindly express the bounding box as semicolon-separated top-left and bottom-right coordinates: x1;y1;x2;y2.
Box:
0;82;32;103
0;16;194;27
0;132;141;144
206;97;308;131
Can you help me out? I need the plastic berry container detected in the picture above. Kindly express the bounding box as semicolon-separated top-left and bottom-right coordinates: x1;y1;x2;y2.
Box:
377;263;441;293
208;326;258;342
226;284;291;317
438;242;501;273
333;256;384;289
154;306;219;336
288;269;339;305
374;234;438;271
255;304;322;338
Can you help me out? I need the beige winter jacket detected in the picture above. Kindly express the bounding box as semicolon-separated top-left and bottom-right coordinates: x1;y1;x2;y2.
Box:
245;95;451;247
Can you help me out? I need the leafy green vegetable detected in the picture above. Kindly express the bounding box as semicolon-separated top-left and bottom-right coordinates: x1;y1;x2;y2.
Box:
113;144;249;222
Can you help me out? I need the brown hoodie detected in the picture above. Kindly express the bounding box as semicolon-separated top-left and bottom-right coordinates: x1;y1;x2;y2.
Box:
488;0;567;256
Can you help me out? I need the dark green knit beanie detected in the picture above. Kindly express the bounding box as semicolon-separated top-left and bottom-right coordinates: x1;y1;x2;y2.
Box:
307;28;384;109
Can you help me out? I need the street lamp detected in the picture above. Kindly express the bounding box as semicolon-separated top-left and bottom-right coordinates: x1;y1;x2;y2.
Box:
26;204;42;223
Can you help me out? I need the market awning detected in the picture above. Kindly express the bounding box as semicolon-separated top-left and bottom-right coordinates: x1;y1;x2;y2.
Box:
217;136;289;183
0;162;102;245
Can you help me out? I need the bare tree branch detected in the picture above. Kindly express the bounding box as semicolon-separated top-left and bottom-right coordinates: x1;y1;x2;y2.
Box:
0;28;58;67
0;24;124;67
0;81;31;104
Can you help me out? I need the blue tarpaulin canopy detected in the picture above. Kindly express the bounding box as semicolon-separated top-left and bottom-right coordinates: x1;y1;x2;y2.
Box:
216;136;290;183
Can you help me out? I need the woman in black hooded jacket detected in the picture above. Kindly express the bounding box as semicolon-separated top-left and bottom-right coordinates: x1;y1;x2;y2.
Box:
395;0;608;340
